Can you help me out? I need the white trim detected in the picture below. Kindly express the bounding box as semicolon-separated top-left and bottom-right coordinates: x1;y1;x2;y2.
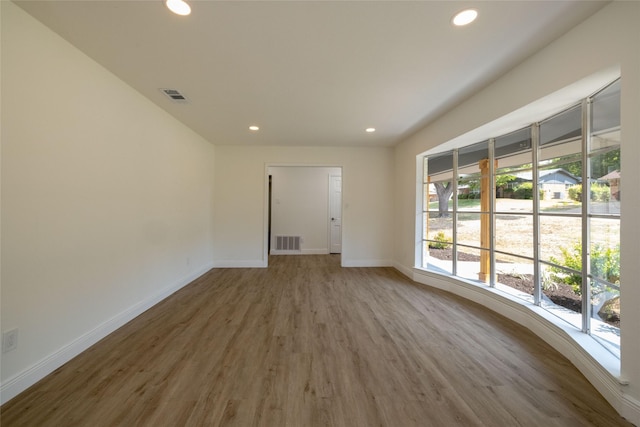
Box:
620;394;640;426
263;164;270;268
328;173;343;255
393;264;639;425
328;174;332;255
342;259;393;267
415;156;424;267
212;260;267;268
302;248;329;255
270;250;302;255
0;262;214;405
393;261;414;278
269;249;329;255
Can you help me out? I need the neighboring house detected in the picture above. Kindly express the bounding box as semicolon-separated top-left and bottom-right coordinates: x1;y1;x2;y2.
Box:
503;168;581;199
599;170;620;200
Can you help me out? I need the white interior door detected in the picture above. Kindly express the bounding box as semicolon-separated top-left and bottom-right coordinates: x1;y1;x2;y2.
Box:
329;175;342;254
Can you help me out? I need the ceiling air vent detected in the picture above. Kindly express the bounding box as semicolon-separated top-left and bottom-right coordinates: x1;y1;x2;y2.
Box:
160;88;188;103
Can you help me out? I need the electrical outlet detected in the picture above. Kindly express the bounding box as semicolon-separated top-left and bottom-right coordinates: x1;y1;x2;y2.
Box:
2;329;18;353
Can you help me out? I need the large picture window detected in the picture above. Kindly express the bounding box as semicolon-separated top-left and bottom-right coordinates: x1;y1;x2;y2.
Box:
421;79;621;356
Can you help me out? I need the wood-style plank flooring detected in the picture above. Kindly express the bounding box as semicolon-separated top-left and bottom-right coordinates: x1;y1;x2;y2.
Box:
1;255;632;426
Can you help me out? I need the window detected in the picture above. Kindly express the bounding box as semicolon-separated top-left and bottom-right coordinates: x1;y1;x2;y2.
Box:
538;105;584;330
421;79;621;357
456;141;490;283
494;128;534;300
423;153;454;274
588;80;621;350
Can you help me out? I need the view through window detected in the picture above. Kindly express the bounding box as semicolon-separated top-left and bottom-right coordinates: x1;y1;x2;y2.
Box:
421;80;621;356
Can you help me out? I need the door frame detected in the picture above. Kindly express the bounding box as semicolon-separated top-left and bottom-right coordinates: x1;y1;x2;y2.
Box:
263;163;344;267
328;174;342;254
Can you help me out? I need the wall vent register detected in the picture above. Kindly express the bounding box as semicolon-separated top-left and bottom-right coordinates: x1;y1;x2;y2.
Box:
159;88;188;103
275;236;301;252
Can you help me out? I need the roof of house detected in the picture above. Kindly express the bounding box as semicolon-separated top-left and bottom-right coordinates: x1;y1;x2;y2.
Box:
599;170;620;181
513;168;581;183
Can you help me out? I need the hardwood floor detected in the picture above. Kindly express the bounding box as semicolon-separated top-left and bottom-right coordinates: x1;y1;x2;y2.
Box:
1;255;632;426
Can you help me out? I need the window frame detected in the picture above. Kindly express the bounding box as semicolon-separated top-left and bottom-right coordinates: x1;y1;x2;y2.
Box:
420;79;621;356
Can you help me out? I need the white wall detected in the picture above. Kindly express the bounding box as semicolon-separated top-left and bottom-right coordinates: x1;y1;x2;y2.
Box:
213;146;393;267
393;2;640;423
4;0;637;420
269;166;341;254
0;2;215;403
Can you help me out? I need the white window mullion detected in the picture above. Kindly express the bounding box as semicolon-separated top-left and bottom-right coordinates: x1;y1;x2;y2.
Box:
489;139;496;287
532;124;541;305
581;98;592;334
452;149;459;276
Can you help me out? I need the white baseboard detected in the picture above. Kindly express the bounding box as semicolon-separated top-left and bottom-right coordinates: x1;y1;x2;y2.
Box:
269;249;329;255
301;249;330;255
392;261;414;278
212;260;267;268
341;259;393;267
0;262;214;405
400;263;640;426
621;394;640;426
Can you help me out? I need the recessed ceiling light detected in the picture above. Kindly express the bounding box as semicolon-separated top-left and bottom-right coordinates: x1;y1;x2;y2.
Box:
249;125;260;131
452;9;478;26
166;0;191;16
365;128;376;133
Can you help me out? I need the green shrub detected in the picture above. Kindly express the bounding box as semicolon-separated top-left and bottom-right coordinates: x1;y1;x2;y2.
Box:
568;184;582;202
591;184;611;202
567;183;611;203
513;182;533;199
458;193;468;200
548;243;582;294
548;242;620;295
429;231;452;249
591;244;620;284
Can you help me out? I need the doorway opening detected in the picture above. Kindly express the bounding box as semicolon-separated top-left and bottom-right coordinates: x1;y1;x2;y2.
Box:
265;165;342;266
